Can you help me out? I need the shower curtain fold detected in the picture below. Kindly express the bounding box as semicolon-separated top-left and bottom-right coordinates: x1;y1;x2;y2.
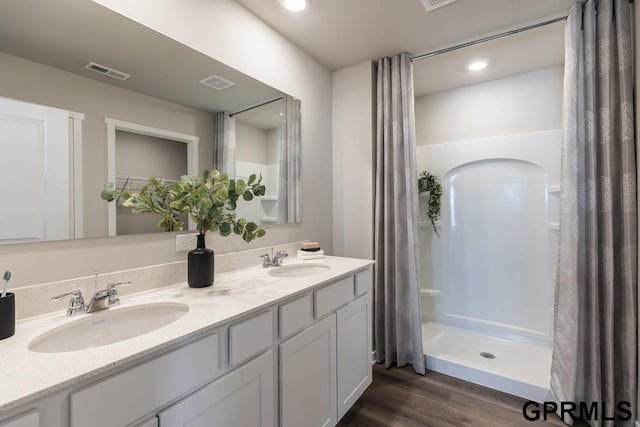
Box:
277;95;302;224
550;1;637;426
374;52;425;375
213;111;236;177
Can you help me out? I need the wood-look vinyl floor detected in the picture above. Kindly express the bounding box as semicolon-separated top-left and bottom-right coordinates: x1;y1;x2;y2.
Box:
337;365;588;427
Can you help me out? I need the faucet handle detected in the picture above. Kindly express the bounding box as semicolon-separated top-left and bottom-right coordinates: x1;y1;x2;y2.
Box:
106;281;131;293
259;253;272;267
106;281;131;306
52;289;83;301
52;289;85;316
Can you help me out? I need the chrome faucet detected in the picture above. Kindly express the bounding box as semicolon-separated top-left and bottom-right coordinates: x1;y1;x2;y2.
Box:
53;281;131;316
259;251;289;267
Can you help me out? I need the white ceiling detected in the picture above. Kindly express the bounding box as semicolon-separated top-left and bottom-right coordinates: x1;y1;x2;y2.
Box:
413;20;565;96
235;99;283;130
236;0;573;71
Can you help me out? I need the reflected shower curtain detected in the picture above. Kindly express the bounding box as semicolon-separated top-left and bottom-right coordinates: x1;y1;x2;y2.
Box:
213;111;236;177
374;52;425;374
551;1;637;426
277;95;302;223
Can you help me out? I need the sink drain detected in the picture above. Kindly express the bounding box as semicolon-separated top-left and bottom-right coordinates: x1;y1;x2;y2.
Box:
480;352;496;359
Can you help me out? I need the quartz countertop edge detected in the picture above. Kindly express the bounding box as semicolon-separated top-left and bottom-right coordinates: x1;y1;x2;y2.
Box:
0;256;374;413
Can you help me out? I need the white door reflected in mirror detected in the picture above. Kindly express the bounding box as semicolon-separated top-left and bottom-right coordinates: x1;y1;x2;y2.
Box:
0;96;82;244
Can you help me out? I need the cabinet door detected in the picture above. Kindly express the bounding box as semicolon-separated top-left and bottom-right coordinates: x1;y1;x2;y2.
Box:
337;295;372;420
159;350;274;427
0;410;38;427
135;417;157;427
280;314;337;427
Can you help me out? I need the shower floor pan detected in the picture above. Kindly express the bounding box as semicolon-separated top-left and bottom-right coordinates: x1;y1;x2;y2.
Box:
421;322;552;402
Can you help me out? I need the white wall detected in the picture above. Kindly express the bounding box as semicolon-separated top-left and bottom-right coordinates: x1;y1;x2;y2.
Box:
0;0;333;288
332;60;375;259
415;67;563;145
236;121;267;165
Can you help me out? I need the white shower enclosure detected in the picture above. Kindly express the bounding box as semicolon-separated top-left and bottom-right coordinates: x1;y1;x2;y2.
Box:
417;129;561;344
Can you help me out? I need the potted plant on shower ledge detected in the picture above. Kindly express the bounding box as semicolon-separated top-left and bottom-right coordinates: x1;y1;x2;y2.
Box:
101;169;266;288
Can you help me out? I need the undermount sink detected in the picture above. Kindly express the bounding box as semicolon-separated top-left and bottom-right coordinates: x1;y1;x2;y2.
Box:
28;302;189;353
268;263;330;278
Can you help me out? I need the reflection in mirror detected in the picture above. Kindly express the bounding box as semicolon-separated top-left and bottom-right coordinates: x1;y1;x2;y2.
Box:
214;96;301;225
0;0;301;244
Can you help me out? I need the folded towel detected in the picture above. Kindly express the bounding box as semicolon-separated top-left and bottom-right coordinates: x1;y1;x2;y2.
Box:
298;249;325;260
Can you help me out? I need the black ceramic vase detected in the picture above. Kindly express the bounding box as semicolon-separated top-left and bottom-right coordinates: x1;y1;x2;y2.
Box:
188;234;214;288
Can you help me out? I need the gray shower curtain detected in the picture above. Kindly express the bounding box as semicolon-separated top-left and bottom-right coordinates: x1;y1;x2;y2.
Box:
277;95;302;224
374;52;425;375
550;1;637;426
213;111;236;177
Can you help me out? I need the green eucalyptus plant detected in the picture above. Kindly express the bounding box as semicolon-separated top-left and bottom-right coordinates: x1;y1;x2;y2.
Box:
418;171;442;236
101;169;267;242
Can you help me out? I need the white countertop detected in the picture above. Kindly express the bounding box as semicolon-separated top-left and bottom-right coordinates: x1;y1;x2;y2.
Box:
0;256;373;413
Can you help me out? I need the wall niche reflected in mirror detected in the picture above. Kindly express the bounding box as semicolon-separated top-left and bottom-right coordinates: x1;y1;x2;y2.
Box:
0;0;301;245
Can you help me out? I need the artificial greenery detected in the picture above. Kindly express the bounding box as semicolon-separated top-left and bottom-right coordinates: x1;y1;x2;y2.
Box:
418;171;442;235
101;169;267;242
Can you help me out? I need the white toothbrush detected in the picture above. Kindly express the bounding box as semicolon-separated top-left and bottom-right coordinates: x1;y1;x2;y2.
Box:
1;271;11;298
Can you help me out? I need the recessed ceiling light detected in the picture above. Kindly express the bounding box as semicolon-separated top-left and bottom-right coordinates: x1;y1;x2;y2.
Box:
467;60;488;71
280;0;307;12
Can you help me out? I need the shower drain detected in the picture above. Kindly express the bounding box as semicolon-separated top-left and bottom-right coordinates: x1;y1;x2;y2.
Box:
480;352;496;359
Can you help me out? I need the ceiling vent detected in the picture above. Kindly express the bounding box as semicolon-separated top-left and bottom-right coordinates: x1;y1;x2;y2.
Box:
420;0;459;12
84;61;131;81
200;75;235;91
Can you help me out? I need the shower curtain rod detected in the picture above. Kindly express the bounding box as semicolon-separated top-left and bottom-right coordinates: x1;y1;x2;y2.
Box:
229;96;283;117
410;16;567;62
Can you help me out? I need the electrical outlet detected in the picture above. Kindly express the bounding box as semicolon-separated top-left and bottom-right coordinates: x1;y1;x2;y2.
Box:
175;233;197;252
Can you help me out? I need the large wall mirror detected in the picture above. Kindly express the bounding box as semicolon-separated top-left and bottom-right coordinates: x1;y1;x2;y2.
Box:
0;0;302;245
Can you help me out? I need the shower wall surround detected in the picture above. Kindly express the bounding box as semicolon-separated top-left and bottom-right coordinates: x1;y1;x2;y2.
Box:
415;66;563;343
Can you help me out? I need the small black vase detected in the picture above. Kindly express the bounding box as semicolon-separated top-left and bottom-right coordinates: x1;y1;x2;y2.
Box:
188;234;214;288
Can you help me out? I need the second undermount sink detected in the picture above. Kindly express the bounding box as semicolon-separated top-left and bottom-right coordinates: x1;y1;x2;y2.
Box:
28;302;189;353
268;263;330;278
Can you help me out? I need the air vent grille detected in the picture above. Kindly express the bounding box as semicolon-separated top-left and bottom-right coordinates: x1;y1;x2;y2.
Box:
420;0;458;12
84;61;131;81
200;75;235;91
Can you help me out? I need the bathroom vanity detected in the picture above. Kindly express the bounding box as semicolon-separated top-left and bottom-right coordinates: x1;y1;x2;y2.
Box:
0;257;373;427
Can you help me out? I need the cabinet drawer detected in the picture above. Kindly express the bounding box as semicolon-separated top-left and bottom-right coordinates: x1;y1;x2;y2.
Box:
315;276;354;318
70;333;219;427
229;310;273;366
279;294;313;338
355;267;373;297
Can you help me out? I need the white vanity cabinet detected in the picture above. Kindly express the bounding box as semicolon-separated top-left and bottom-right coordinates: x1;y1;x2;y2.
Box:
0;262;374;427
280;267;373;427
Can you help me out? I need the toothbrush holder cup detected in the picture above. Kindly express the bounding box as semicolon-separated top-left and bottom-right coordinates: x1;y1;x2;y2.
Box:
0;293;15;340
